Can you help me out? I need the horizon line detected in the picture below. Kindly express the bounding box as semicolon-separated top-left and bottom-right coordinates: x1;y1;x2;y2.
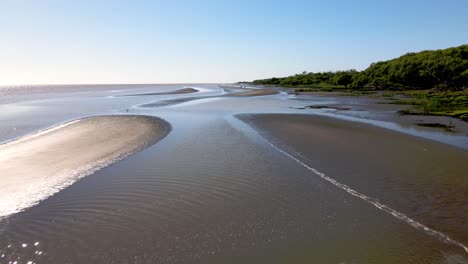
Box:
0;82;239;87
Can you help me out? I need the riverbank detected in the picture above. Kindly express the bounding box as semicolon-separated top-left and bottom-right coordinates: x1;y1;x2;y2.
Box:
292;89;468;121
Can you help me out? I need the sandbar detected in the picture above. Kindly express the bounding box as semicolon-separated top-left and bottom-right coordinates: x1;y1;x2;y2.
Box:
0;115;170;217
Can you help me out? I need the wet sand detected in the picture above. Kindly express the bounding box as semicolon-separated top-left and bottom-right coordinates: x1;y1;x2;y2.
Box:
0;115;170;217
238;113;468;249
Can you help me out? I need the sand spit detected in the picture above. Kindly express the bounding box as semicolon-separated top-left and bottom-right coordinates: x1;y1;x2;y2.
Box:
118;88;198;97
0;115;170;217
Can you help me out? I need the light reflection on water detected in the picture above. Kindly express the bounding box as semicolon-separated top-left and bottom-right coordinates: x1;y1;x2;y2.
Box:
0;241;43;264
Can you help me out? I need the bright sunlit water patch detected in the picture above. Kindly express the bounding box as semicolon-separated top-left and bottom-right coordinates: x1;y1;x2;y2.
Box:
0;241;43;264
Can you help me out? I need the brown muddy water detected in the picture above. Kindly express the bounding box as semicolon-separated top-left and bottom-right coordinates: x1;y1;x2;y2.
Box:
0;84;467;263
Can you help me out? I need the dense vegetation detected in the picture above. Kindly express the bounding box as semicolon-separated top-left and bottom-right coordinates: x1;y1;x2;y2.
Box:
250;45;468;121
252;45;468;91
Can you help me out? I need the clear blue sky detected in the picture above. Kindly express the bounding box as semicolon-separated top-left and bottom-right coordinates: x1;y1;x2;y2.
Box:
1;0;467;84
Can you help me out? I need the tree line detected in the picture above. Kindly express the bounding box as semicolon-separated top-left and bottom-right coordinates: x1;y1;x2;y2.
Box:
252;45;468;91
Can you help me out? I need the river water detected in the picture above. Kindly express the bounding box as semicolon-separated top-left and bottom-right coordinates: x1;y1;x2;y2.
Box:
0;84;467;263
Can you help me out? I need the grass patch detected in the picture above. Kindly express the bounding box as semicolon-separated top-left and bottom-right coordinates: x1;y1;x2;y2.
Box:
382;90;468;121
292;86;468;121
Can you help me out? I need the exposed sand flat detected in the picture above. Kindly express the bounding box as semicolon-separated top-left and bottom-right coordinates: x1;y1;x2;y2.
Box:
0;115;170;217
238;113;468;249
119;88;198;97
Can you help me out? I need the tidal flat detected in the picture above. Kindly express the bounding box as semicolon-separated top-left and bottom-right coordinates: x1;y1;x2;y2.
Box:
0;84;467;263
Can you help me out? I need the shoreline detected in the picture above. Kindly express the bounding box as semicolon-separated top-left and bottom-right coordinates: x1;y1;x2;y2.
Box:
283;86;467;122
250;82;467;121
0;115;170;217
282;89;468;144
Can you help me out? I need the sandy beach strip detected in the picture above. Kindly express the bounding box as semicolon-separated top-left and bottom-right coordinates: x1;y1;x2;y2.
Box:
0;115;170;217
237;113;468;247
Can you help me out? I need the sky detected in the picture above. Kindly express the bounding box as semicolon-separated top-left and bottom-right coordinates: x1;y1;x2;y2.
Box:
0;0;467;85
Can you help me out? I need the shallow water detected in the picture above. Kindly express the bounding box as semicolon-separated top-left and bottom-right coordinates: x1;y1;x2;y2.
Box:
0;84;467;263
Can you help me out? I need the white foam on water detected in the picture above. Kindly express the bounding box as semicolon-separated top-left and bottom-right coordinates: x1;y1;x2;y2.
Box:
261;137;468;253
